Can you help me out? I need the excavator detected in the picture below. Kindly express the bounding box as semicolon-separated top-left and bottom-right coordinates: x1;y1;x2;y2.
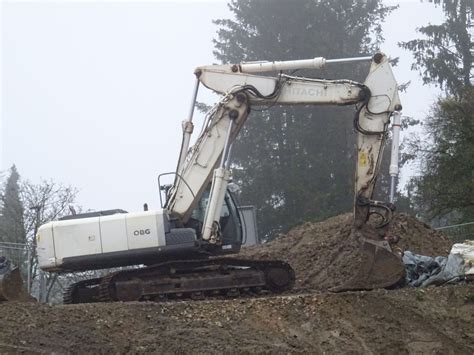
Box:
30;52;405;303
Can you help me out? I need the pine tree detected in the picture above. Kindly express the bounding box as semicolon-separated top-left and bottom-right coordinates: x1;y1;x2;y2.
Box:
213;0;394;239
0;165;27;264
0;165;26;245
400;0;472;96
405;89;474;223
401;0;473;224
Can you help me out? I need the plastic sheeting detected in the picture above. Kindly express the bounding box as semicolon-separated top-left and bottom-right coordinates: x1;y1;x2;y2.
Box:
403;241;474;287
451;241;474;275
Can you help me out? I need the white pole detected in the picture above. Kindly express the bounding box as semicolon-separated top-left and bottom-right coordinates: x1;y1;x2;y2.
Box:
27;247;31;294
239;55;372;74
202;120;235;242
389;112;402;203
39;270;46;303
325;56;373;64
177;78;200;173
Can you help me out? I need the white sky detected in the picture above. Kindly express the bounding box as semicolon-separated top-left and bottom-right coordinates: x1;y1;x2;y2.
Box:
1;0;443;212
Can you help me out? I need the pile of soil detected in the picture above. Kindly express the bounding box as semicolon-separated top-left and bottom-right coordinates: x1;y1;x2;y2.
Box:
240;213;454;291
0;285;473;353
389;213;453;256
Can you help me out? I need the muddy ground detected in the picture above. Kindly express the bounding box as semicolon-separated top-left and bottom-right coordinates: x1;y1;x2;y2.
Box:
0;213;473;354
0;286;473;354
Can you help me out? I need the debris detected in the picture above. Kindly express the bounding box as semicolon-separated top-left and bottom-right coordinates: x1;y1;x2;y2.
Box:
403;241;474;287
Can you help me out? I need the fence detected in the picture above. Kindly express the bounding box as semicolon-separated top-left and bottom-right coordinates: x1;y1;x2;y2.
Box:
436;222;474;243
0;241;32;293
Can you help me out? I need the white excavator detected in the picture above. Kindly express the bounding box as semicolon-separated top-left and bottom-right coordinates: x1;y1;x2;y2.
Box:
33;52;405;303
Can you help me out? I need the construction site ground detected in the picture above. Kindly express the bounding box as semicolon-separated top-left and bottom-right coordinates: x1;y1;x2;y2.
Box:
1;214;473;354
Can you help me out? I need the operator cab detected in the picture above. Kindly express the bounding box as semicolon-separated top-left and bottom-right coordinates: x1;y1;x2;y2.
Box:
186;187;243;252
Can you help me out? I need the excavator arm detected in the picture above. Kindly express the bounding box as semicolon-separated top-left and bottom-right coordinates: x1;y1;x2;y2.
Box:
168;53;401;236
165;70;371;226
197;52;402;233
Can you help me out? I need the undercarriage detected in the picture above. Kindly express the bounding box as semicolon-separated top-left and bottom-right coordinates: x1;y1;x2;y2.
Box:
63;258;295;304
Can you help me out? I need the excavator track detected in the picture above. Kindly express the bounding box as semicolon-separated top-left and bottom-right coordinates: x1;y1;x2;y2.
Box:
63;277;102;304
64;258;295;304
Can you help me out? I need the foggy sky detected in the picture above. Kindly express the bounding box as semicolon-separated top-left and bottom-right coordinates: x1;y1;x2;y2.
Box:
2;0;443;213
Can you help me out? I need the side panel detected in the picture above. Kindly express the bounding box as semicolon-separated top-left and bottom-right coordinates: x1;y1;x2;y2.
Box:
38;210;172;272
53;218;102;259
126;211;164;250
100;214;129;253
37;223;57;270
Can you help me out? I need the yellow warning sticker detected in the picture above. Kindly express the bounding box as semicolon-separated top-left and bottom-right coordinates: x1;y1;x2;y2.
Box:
359;152;367;166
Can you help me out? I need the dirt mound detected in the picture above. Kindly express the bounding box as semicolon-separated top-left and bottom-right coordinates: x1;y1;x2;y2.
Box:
390;213;453;255
0;285;473;354
240;213;453;291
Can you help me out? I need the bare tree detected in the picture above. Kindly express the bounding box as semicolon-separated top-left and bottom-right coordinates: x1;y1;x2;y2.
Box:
21;180;79;301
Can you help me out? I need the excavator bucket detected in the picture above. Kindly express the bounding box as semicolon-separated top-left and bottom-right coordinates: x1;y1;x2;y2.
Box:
0;267;35;302
330;230;406;293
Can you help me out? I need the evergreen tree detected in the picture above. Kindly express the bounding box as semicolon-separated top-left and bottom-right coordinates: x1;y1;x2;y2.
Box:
0;165;26;248
401;0;473;224
400;0;472;96
213;0;394;239
406;89;474;223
